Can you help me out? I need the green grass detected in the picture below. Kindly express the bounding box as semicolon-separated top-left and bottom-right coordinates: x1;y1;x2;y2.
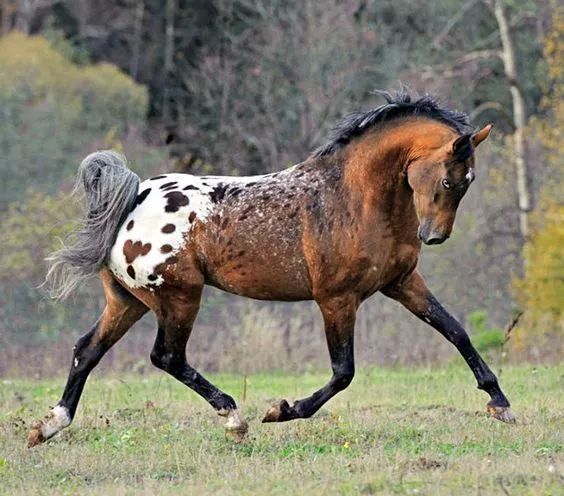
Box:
0;365;562;495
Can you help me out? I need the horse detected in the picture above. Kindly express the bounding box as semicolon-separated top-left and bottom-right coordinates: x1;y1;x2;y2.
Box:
27;90;515;447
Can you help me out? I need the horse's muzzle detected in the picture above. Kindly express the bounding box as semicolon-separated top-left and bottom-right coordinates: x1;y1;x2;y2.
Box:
418;222;449;245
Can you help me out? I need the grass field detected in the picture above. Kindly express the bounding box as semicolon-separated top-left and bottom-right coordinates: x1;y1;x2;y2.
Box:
0;364;562;495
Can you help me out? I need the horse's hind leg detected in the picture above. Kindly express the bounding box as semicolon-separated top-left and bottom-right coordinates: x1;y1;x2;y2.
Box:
27;270;148;447
149;280;248;440
263;294;357;422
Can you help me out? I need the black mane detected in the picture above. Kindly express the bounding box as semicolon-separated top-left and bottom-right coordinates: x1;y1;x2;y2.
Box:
312;89;472;158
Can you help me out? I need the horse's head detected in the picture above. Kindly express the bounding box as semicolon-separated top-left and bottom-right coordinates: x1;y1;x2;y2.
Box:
407;124;492;245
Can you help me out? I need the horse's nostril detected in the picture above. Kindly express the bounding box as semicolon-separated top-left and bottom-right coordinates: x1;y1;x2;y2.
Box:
423;230;449;245
426;236;443;245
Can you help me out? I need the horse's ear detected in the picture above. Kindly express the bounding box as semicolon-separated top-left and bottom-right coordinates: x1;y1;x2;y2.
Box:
471;123;493;148
452;134;473;161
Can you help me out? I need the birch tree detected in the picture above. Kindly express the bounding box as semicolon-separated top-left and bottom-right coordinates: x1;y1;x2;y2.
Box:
488;0;531;239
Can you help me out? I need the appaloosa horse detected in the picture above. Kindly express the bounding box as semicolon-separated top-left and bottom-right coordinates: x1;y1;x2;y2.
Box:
28;91;514;447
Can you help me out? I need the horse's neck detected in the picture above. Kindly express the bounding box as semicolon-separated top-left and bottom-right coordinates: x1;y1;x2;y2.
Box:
343;135;412;203
336;129;421;240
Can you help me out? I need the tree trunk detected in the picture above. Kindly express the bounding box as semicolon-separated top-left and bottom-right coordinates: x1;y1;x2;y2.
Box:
1;0;12;35
76;0;88;48
162;0;176;125
491;0;531;240
15;0;30;33
130;0;144;80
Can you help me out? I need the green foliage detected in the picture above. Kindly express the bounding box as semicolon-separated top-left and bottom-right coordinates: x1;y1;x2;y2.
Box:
468;310;505;353
0;190;78;282
42;29;91;65
0;33;164;346
0;32;148;207
514;202;564;330
511;10;564;354
518;204;564;315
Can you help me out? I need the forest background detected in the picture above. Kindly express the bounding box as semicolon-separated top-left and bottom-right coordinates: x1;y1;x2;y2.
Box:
0;0;561;376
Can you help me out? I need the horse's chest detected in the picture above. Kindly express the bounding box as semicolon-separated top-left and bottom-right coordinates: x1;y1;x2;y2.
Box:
309;237;419;300
366;242;419;290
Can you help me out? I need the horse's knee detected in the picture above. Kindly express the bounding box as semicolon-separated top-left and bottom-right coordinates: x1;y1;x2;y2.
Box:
333;369;354;391
150;345;182;373
150;347;169;370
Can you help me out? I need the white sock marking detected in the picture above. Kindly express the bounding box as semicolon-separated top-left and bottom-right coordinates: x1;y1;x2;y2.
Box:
41;405;71;439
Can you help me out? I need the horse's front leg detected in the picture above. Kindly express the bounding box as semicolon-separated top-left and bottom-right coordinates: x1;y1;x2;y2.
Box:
383;269;514;423
263;294;357;422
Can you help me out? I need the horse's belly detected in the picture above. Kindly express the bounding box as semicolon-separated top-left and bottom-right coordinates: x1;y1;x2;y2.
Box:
206;261;313;301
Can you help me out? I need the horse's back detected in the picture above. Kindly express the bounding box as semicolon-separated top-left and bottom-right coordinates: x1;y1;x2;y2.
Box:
108;168;316;299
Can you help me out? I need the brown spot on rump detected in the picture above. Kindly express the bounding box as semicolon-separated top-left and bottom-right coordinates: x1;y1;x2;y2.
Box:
189;211;197;223
166;256;178;264
134;188;151;207
126;220;134;230
127;265;136;279
162;223;176;233
164;191;189;213
160;181;178;189
161;244;173;253
123;240;152;264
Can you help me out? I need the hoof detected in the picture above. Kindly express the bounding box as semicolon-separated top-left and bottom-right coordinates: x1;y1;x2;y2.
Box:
222;409;249;443
225;423;248;444
487;404;516;424
27;421;45;448
262;399;298;423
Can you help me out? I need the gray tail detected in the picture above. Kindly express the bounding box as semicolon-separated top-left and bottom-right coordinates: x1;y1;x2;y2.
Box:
45;150;140;299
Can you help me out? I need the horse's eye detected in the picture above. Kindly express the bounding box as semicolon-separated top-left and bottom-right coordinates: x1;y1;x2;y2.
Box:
442;179;452;190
